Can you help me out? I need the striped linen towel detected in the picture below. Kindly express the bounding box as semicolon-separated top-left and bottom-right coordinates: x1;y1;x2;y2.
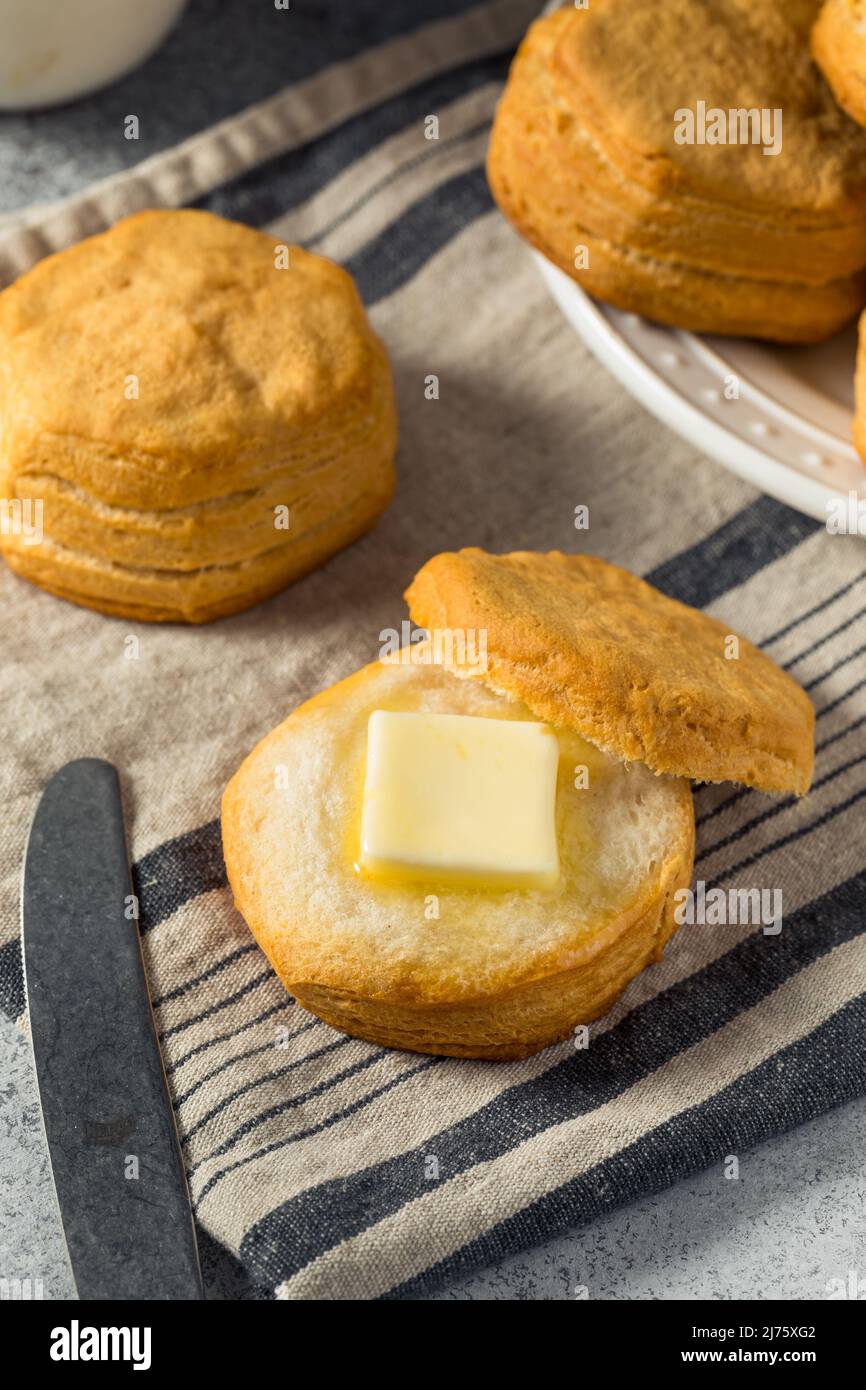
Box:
2;0;865;1300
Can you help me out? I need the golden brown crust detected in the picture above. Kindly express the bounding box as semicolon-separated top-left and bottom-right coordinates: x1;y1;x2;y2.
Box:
487;146;865;342
555;0;865;216
488;5;866;342
406;549;815;795
812;0;866;130
290;880;690;1061
222;656;696;1060
0;209;397;622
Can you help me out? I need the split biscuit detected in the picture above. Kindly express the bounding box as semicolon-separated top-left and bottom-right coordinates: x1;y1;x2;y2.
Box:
223;548;814;1060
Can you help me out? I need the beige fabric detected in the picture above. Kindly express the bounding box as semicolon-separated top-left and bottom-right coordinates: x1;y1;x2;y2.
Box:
2;0;865;1299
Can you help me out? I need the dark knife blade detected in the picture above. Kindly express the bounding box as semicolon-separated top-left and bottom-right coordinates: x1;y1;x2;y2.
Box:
22;758;203;1301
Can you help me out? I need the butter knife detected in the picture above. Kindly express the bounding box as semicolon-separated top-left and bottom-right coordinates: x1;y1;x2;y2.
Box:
22;758;203;1300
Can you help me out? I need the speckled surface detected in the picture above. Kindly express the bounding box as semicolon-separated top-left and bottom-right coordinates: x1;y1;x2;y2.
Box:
2;1009;864;1300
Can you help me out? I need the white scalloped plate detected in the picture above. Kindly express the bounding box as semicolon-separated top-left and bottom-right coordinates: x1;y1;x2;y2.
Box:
535;252;866;524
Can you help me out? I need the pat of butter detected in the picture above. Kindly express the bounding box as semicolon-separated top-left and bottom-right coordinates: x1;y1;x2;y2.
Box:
359;710;560;889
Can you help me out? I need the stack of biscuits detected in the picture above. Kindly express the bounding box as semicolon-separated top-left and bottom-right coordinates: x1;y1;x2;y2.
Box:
0;210;397;622
488;0;866;343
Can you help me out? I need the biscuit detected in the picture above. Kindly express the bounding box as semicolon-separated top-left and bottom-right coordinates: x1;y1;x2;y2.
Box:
812;1;866;130
406;549;815;794
223;547;815;1059
488;4;866;341
0;209;397;622
222;656;695;1060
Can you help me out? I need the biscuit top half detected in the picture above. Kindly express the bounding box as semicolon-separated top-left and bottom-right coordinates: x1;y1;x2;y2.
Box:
0;209;390;507
546;0;866;219
405;549;815;795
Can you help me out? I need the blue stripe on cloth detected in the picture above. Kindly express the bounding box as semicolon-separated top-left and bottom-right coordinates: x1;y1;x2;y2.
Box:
348;164;493;304
804;639;866;693
781;602;866;670
762;571;866;647
817;672;866;721
133;819;223;931
697;748;866;866
383;992;866;1299
180;1035;353;1145
166;1002;303;1077
196;1058;438;1207
173;1026;333;1110
236;864;866;1285
194;52;511;228
714;782;866;885
816;710;866;756
158;970;276;1043
0;938;24;1019
644;494;818;610
150;943;258;1009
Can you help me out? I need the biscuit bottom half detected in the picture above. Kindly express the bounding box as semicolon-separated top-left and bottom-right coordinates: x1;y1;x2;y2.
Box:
222;657;695;1060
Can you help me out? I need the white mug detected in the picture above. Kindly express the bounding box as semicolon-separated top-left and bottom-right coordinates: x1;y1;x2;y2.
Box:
0;0;188;109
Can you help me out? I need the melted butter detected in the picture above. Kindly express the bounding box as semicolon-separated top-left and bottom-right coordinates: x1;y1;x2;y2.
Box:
355;710;561;892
